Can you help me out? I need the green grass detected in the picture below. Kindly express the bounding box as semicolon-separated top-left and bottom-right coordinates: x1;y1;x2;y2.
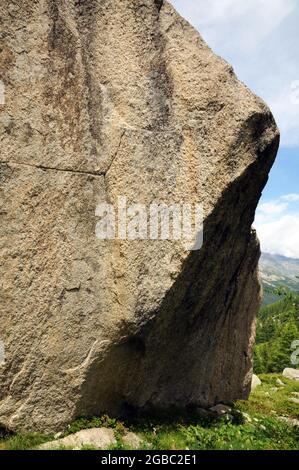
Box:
2;433;53;451
64;415;119;436
239;374;299;419
0;374;298;451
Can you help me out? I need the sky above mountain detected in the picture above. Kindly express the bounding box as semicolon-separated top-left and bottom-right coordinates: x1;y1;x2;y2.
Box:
170;0;299;258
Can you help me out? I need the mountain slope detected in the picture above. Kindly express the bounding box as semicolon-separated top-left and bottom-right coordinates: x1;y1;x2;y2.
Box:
259;253;299;304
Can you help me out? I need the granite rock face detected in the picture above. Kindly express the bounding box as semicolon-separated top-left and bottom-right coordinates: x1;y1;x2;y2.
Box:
0;0;279;432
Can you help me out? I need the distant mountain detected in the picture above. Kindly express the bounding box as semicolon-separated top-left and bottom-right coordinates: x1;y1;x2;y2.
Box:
259;253;299;304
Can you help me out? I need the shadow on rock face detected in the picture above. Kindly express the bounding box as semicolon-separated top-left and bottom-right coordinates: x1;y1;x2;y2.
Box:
76;122;279;419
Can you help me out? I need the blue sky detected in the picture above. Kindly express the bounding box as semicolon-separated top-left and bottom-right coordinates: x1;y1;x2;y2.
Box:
170;0;299;258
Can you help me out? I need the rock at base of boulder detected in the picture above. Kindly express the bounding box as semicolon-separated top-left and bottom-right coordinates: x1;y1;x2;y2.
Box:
283;368;299;381
39;428;116;450
251;374;262;390
209;404;232;416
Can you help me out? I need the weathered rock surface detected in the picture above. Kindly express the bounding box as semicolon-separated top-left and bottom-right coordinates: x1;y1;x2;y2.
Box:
0;0;279;432
38;428;116;450
283;369;299;381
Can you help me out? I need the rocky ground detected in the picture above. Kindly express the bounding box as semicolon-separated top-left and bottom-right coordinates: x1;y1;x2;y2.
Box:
0;373;298;451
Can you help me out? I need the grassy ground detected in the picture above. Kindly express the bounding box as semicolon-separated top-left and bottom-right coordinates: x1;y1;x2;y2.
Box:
0;374;298;451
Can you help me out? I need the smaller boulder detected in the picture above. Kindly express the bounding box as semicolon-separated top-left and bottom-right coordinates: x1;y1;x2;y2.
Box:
276;378;285;387
251;374;262;390
39;428;116;450
283;368;299;381
209;404;232;416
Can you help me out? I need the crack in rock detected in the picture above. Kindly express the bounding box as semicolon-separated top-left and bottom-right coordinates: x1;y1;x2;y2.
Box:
0;161;105;177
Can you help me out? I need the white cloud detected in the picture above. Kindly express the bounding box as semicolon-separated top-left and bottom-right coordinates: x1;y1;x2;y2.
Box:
171;0;296;52
178;0;295;51
255;194;299;258
281;193;299;202
256;214;299;258
269;84;299;147
170;0;299;147
258;201;288;216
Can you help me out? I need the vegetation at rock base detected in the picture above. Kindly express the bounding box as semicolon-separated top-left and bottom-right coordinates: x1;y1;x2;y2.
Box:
254;292;299;373
0;374;298;451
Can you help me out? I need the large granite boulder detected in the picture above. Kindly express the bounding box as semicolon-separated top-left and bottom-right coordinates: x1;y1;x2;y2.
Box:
0;0;279;432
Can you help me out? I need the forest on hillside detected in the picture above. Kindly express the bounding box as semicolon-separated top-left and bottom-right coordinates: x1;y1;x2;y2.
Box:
254;292;299;374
